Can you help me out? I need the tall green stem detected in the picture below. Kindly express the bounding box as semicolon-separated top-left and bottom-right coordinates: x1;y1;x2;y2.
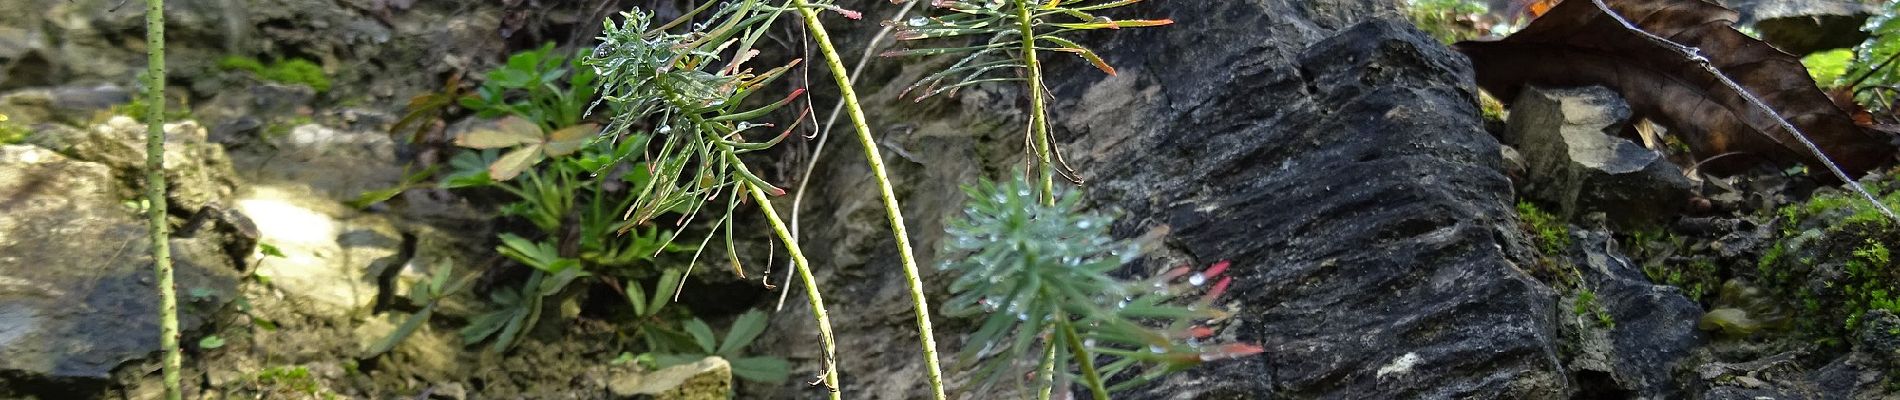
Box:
1058;316;1108;400
1015;0;1056;205
790;2;948;399
747;184;841;399
143;0;182;398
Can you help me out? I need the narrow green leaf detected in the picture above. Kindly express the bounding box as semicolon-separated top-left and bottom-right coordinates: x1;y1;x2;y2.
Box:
719;310;768;356
684;318;717;354
729;356;793;383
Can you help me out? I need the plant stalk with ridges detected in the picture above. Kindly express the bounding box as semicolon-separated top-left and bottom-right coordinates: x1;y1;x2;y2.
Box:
747;184;842;398
142;0;182;398
791;1;949;398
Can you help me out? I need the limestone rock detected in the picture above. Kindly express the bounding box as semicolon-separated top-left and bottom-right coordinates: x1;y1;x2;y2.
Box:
608;357;733;400
1505;85;1693;229
235;184;403;321
0;84;130;126
24;116;239;212
0;145;240;397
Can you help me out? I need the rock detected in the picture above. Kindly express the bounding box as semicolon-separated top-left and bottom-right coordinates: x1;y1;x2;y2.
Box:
230;122;400;202
0;84;131;126
195;83;316;146
1723;0;1874;55
23;116;239;213
765;4;1574;398
1564;228;1705;397
0;145;240;397
1858;310;1900;366
608;357;733;400
1504;85;1693;229
234;184;404;321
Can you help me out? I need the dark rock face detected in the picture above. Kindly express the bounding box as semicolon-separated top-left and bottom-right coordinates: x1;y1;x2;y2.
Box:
1564;229;1705;398
762;1;1574;398
0;145;240;398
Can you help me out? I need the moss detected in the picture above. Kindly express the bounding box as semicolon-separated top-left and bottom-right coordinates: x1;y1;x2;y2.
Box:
112;89;192;124
0;113;24;145
264;115;314;140
219;56;332;93
1574;289;1615;328
246;365;338;399
1759;178;1900;344
1517;201;1569;256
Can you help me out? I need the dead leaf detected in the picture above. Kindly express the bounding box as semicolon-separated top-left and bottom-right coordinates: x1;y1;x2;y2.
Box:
456;117;542;149
543;123;598;157
489;144;546;181
1456;0;1896;177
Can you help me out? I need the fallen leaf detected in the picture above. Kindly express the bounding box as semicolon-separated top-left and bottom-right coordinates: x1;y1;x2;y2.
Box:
1456;0;1895;177
455;117;542;149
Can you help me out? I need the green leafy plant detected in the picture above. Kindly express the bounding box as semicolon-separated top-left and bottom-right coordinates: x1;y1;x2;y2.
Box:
587;6;849;393
218;56;332;93
367;261;475;357
885;0;1171;203
1845;1;1900;110
652;310;793;383
941;176;1260;399
461;43;597;133
460;235;592;352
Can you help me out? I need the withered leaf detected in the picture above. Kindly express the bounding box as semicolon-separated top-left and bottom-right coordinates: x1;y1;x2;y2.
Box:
1456;0;1895;177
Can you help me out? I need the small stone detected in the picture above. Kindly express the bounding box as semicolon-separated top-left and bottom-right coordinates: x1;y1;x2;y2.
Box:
1504;85;1693;229
607;357;733;400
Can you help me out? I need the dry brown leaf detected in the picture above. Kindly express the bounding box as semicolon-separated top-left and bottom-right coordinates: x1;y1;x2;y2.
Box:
1456;0;1895;177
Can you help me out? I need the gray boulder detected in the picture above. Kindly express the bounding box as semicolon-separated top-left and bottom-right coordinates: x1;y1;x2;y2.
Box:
0;145;240;397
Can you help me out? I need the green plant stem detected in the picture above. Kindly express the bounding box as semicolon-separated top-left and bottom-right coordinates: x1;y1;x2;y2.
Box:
1036;339;1058;400
746;184;841;399
1058;316;1109;400
143;0;182;398
1015;0;1056;204
791;2;949;399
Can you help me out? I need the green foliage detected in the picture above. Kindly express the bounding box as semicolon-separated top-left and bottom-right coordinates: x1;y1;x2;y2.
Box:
1757;177;1900;342
1516;201;1570;256
218;56;332;93
1572;289;1614;328
1403;0;1491;43
651;310;791;383
244;366;337;399
0;112;24;144
586;5;807;275
113;86;191;124
459;43;597;133
940;176;1259;394
1804;49;1854;87
367;262;472;357
1846;1;1900;106
887;0;1171;99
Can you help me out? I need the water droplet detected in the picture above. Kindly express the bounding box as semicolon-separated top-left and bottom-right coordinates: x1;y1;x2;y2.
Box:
1016;313;1029;321
1189;273;1207;286
1084;339;1096;348
908;17;929;26
1116;299;1129;309
1149;345;1166;354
